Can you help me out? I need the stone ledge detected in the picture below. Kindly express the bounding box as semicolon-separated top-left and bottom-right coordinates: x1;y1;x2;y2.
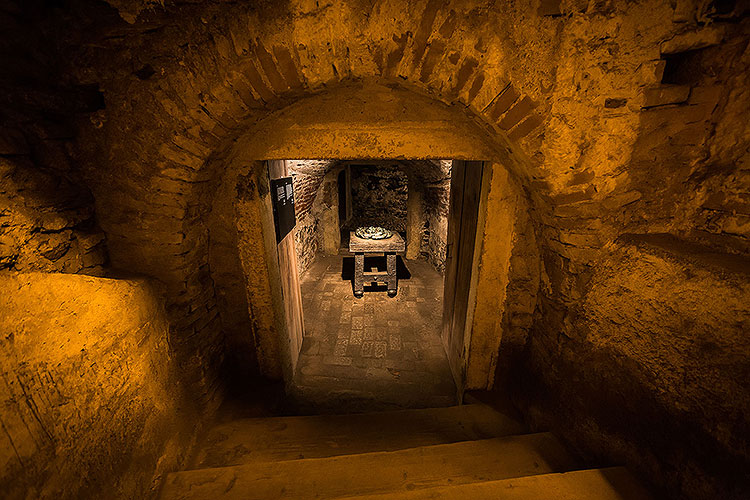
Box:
617;233;750;278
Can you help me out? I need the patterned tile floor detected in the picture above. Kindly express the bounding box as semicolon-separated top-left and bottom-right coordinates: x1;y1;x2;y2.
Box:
290;255;456;413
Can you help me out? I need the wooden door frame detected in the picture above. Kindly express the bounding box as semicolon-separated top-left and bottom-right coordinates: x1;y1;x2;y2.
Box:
258;158;493;398
441;160;489;400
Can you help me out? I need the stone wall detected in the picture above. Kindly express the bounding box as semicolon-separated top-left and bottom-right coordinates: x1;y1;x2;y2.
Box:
287;160;336;273
0;156;107;275
513;5;750;499
0;2;108;276
519;235;750;500
421;162;451;273
0;272;199;500
350;164;408;233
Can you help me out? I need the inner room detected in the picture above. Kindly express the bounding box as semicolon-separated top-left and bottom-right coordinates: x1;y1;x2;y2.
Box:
285;159;455;412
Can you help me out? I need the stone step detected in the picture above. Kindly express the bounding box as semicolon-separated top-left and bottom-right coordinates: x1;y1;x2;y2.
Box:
190;403;524;468
160;433;576;500
338;467;653;500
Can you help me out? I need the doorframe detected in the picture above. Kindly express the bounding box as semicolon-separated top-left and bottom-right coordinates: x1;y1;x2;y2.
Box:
441;160;490;401
257;158;492;399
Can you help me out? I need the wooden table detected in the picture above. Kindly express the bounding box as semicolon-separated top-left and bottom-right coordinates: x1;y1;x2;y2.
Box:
349;231;405;298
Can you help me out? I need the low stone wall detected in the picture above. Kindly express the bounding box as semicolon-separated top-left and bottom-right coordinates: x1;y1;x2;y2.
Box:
0;273;199;500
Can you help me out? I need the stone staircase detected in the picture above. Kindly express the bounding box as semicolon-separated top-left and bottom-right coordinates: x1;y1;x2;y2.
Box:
158;404;652;500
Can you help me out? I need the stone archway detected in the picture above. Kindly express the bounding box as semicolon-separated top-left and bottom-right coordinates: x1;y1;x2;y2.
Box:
206;79;540;392
83;0;553;403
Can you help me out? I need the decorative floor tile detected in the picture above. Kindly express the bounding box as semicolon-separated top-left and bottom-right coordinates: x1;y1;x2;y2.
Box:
389;334;401;351
374;341;387;358
334;339;349;357
361;341;375;357
350;330;363;345
297;255;455;410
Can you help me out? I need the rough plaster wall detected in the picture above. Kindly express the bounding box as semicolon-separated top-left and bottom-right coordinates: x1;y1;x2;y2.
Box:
521;235;750;500
0;157;107;274
665;36;750;253
350;164;408;233
0;4;108;276
294;211;318;272
287;160;335;273
465;163;537;390
312;171;342;256
422;178;450;273
207;166;256;380
233;166;284;380
0;273;198;500
515;5;750;499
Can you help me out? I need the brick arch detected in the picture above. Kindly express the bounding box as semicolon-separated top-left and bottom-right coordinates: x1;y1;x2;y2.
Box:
200;79;540;383
87;0;550;402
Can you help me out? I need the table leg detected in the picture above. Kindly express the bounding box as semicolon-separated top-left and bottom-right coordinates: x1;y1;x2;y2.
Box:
386;253;397;297
354;253;364;298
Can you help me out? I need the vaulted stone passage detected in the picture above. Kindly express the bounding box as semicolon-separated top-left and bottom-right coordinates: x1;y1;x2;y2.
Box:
1;1;749;499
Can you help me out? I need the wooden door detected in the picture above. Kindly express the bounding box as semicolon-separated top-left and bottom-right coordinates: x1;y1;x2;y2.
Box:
267;160;305;373
441;160;484;396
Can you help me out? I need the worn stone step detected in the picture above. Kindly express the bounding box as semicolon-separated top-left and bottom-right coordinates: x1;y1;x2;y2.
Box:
338;467;652;500
190;403;524;468
161;433;576;500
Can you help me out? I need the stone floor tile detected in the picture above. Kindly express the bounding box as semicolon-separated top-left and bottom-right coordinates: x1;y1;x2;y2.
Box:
374;341;387;358
350;330;363;345
389;334;401;351
361;341;375;357
334;339;349;357
296;255;455;411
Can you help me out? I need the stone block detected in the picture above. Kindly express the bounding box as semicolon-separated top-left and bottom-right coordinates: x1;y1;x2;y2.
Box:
487;85;519;122
602;190;642;209
642;85;690;108
273;45;304;90
604;98;627;108
636;60;667;86
508;114;544;141
158;144;205;171
253;41;288;93
558;231;603;248
0;272;197;499
499;96;537;130
660;26;725;55
538;0;561;16
236;58;275;103
688;86;722;109
551;185;597;206
672;0;698;22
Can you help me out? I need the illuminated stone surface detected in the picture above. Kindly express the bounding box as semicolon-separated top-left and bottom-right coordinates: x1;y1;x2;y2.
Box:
292;255;454;413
